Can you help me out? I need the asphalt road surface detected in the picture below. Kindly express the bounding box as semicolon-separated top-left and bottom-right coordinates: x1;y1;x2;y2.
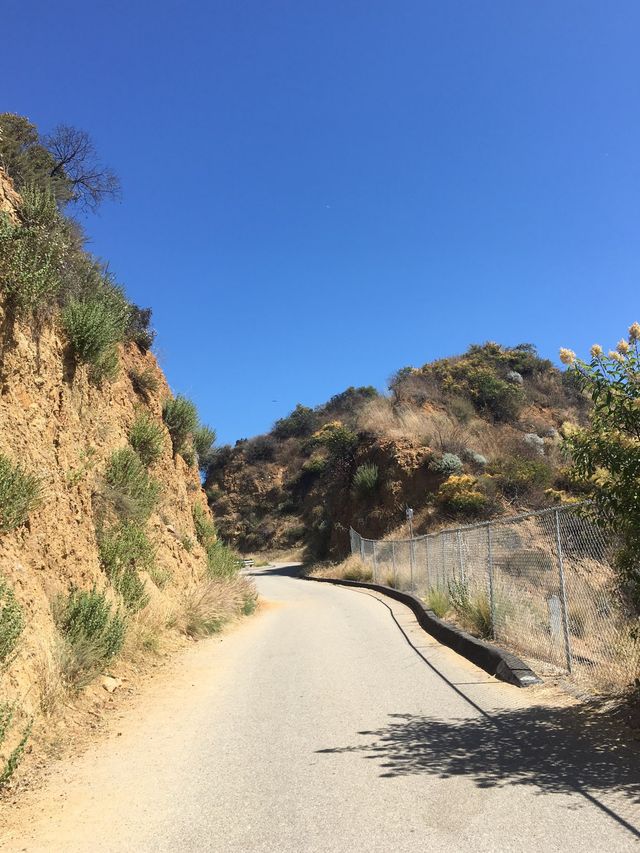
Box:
2;565;639;852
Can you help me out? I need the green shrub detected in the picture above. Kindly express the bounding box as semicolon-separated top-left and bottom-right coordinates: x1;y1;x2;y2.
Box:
243;435;275;463
431;453;464;476
0;579;24;663
61;284;131;368
0;208;63;314
0;454;41;534
128;412;165;467
87;344;120;386
112;566;149;612
448;580;493;638
352;463;379;495
98;522;153;612
180;534;194;552
423;343;530;422
310;421;358;457
436;475;487;516
180;448;196;467
424;586;450;618
488;457;553;501
193;425;216;464
0;703;31;789
125;305;155;352
104;448;161;523
192;503;217;546
162;395;198;455
242;589;258;616
273;404;317;438
129;368;159;400
205;540;241;579
302;455;327;475
147;564;172;589
55;587;125;690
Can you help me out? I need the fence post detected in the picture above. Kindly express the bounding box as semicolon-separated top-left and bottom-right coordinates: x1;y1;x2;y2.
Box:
372;541;378;584
554;508;573;673
426;537;431;589
360;537;365;563
456;529;465;584
487;526;496;639
409;538;416;592
391;541;397;587
441;533;446;588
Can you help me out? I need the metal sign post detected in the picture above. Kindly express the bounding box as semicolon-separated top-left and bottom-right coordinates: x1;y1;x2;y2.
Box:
406;508;415;591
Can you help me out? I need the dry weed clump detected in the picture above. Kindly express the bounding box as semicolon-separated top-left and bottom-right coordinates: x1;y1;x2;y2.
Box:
180;576;256;639
310;555;372;582
357;398;498;462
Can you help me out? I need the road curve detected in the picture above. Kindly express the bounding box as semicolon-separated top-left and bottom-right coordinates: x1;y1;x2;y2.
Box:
2;565;638;852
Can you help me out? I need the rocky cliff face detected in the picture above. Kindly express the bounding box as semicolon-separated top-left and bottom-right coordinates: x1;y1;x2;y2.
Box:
0;169;235;786
1;318;211;686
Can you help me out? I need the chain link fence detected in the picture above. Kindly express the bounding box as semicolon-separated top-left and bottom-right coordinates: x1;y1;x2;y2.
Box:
351;505;639;692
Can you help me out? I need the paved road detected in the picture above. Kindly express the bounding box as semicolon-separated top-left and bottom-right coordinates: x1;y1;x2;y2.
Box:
3;566;639;852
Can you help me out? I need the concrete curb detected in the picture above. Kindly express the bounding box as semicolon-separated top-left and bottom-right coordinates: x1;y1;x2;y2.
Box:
306;576;541;688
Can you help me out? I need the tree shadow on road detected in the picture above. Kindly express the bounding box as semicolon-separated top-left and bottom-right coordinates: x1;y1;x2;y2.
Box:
317;699;640;837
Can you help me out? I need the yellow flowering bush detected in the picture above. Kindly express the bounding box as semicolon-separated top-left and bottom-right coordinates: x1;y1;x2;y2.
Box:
561;323;640;607
436;474;487;516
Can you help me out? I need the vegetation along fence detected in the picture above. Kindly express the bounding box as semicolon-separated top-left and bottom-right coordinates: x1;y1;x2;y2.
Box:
350;505;639;692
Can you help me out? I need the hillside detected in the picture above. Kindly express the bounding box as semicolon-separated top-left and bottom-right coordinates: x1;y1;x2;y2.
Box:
0;140;253;791
205;343;590;560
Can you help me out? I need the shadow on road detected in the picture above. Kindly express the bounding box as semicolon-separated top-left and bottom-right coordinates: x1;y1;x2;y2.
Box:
246;564;304;578
317;700;640;838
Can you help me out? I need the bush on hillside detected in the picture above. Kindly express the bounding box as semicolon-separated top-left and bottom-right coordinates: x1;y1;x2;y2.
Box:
0;202;64;314
302;455;328;475
162;395;198;456
273;404;317;439
205;540;241;579
104;448;160;523
420;342;550;421
194;425;217;472
243;435;276;463
0;578;24;663
126;305;155;352
310;421;358;457
324;386;379;414
54;587;125;691
436;475;487;516
61;283;131;373
0;703;32;789
192;503;217;547
0;454;41;534
430;453;464;476
488;457;553;502
352;463;379;496
98;522;153;612
128;412;165;467
129;368;159;400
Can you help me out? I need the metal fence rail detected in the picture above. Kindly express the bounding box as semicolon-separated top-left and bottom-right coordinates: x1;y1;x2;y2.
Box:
351;505;639;692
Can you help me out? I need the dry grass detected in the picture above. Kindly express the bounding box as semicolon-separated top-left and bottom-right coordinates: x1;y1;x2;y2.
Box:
180;576;256;639
309;555;372;581
121;599;178;661
34;644;66;717
357;397;500;459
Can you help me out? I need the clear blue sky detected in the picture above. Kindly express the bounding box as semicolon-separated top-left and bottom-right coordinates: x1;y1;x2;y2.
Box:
5;1;640;444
